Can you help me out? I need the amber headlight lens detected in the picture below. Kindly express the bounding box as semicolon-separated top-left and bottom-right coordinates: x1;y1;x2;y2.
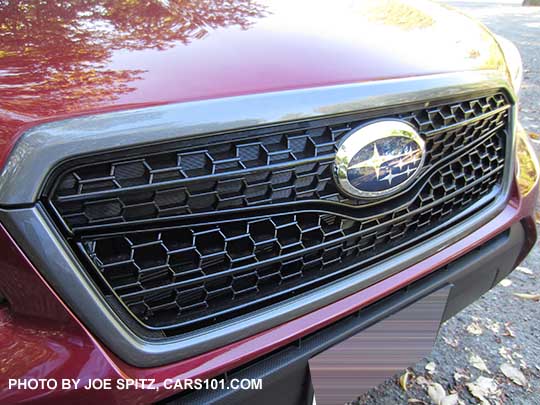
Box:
516;124;539;196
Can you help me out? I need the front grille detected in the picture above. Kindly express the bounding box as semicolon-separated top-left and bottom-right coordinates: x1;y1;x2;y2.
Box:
44;92;510;334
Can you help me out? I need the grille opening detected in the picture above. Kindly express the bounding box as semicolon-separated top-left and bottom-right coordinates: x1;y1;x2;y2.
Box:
44;92;511;335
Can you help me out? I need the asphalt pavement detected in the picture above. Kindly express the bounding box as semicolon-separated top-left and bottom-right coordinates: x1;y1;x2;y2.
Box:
356;1;540;404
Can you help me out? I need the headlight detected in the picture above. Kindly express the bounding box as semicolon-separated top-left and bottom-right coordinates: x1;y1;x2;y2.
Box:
516;124;539;197
496;35;523;94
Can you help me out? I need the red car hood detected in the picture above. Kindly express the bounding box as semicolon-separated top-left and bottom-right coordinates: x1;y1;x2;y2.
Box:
0;0;505;164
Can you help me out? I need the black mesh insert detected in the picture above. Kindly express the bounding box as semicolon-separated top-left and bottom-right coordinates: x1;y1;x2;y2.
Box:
50;94;508;229
44;92;510;334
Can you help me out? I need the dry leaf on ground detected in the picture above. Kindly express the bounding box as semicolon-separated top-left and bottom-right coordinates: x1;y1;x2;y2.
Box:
513;292;540;301
499;347;514;363
425;362;436;374
442;336;459;348
440;394;459;405
427;383;446;404
466;322;483;335
399;370;410;391
469;353;490;374
500;363;527;386
516;266;534;275
415;376;429;386
453;371;468;383
466;376;499;405
425;381;461;405
499;279;512;287
485;320;500;334
503;323;516;338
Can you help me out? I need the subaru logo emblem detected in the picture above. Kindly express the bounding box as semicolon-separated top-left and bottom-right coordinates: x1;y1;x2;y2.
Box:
334;120;425;199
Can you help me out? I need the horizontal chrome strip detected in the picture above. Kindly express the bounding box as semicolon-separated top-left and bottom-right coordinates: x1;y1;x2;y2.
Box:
0;70;513;206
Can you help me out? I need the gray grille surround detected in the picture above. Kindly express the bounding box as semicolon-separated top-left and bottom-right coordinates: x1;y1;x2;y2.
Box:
0;71;517;367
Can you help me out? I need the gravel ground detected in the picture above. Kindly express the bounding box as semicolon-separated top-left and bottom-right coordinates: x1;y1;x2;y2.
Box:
356;1;540;404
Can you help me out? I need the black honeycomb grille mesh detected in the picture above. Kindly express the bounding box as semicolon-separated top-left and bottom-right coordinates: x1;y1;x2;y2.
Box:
50;94;508;229
44;92;510;333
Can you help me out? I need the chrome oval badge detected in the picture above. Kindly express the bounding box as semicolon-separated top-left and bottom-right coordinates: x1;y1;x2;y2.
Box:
334;120;425;199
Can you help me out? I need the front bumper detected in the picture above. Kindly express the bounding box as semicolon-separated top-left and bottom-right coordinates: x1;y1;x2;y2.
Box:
167;219;532;405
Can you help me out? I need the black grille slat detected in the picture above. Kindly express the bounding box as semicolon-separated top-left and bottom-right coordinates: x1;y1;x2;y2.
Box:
44;92;510;334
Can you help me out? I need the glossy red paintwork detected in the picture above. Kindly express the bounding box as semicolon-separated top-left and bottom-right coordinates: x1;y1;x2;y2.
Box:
0;0;505;167
0;228;70;322
0;180;536;404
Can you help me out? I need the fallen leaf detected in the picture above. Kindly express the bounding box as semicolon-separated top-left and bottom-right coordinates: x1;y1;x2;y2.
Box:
499;347;514;363
427;383;446;404
469;353;490;374
513;292;540;301
500;363;527;386
529;132;540;141
399;370;410;391
415;376;429;386
516;266;534;275
485;320;500;334
440;393;459;405
442;336;459;348
425;362;436;374
536;211;540;225
466;383;488;404
425;382;461;405
499;279;512;287
466;376;499;405
453;372;468;383
466;322;483;335
503;323;516;338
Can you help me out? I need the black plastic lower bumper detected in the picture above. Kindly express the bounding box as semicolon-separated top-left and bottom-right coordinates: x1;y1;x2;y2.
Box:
163;221;531;405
